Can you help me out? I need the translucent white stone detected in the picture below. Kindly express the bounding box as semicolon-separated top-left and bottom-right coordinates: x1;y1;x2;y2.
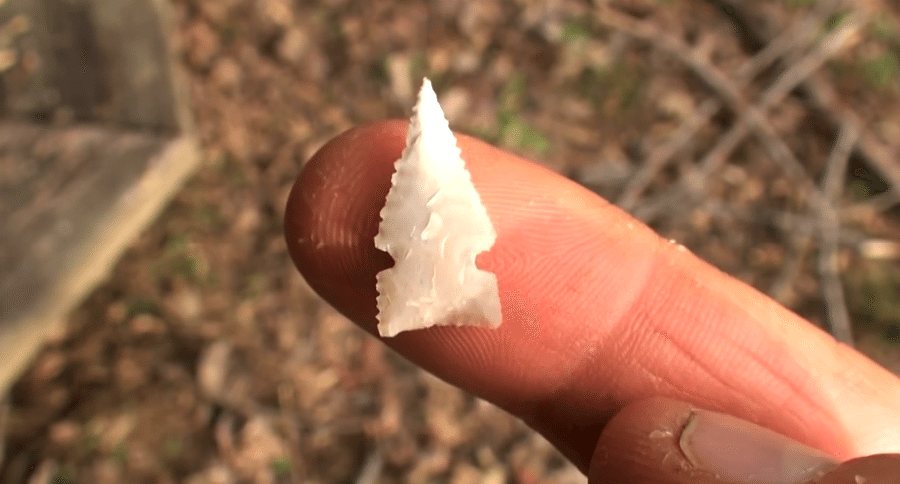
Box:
374;78;502;337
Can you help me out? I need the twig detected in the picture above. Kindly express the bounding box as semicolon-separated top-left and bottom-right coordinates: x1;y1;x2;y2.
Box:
802;75;900;199
689;199;869;245
749;12;861;137
700;13;860;199
700;200;818;236
617;9;828;210
841;190;900;219
822;126;857;196
600;6;857;187
617;98;718;211
765;6;862;304
629;13;861;222
704;0;898;343
817;124;858;344
769;235;814;305
706;0;900;217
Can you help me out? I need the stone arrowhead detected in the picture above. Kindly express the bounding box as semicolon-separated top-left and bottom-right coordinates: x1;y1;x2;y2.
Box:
374;78;502;337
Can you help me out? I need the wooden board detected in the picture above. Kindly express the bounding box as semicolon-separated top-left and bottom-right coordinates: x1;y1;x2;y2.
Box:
0;0;199;395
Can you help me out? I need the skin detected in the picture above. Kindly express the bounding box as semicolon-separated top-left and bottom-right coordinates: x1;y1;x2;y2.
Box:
284;120;900;482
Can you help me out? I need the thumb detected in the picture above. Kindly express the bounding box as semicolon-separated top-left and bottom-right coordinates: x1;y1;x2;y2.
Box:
589;398;900;484
589;397;838;484
816;454;900;484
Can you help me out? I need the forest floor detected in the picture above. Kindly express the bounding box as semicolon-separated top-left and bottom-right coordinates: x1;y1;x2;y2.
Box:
3;0;900;483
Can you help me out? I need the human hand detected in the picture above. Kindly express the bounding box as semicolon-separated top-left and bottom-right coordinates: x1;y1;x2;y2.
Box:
284;120;900;483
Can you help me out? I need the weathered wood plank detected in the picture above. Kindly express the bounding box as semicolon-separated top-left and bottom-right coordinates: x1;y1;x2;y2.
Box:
1;0;190;131
0;0;199;394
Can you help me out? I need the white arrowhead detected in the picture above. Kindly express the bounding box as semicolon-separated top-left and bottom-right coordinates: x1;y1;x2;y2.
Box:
374;78;502;337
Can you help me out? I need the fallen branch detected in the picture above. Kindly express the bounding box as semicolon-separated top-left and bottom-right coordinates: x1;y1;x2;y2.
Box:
616;8;829;209
688;199;869;245
817;124;858;344
768;235;814;305
620;10;862;221
841;190;900;219
706;0;900;213
802;75;900;204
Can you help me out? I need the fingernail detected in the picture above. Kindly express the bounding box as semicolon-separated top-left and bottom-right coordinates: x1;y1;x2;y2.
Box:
679;410;838;484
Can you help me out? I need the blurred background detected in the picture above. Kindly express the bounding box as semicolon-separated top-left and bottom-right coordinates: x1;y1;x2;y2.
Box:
2;0;900;482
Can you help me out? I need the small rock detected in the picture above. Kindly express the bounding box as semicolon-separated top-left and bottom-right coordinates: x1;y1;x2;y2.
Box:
0;48;16;72
489;54;515;81
99;413;136;452
30;351;65;381
168;286;205;322
610;0;659;17
206;463;237;484
91;459;122;482
438;87;470;125
115;357;146;392
105;302;128;325
186;20;221;70
427;410;464;447
559;97;594;121
130;313;166;337
876;118;900;144
436;0;463;19
313;368;339;396
584;39;613;70
406;448;451;484
481;466;507;484
126;443;158;475
657;91;695;121
428;48;451;75
457;2;502;50
303;48;329;81
273;315;298;351
48;420;81;448
198;340;232;401
277;28;310;65
4;14;31;37
186;462;237;484
234;415;288;481
197;0;239;24
211;57;243;91
448;463;480;484
43;319;68;345
260;0;294;29
453;50;481;74
386;54;414;105
545;464;588;484
234;206;261;235
475;445;498;467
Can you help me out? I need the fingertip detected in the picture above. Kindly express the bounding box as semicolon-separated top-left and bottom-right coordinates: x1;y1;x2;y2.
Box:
589;398;838;484
284;120;406;333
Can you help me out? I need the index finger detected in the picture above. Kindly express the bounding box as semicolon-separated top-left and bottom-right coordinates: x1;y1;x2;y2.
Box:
284;120;900;472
